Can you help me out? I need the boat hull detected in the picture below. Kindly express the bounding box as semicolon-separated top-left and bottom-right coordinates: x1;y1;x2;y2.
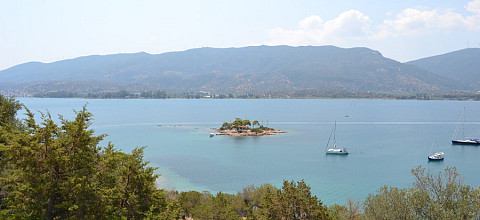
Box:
326;148;349;155
428;157;444;161
451;140;480;145
428;156;444;161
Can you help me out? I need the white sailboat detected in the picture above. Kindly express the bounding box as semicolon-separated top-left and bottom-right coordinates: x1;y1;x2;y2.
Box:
428;138;444;161
451;107;480;145
325;121;349;155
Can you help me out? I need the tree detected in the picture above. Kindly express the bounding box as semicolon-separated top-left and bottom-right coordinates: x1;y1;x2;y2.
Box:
220;122;231;130
0;94;23;130
0;95;24;213
252;120;259;128
0;107;105;218
153;90;167;99
242;119;251;127
363;186;414;219
209;192;242;219
116;90;130;98
410;166;480;219
364;166;480;219
329;198;363;220
97;144;180;219
232;118;243;131
179;191;203;218
238;184;276;218
261;179;329;219
0;105;177;219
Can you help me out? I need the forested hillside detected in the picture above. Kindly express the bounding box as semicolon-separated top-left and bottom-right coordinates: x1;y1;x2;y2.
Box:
0;46;466;96
407;48;480;90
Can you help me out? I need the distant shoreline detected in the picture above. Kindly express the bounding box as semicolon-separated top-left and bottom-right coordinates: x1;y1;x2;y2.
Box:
13;96;480;101
3;88;478;101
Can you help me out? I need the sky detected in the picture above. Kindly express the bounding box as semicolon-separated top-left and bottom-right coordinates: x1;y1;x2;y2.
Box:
1;0;480;71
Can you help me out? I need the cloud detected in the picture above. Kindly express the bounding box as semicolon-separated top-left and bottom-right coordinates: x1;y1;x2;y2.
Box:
267;0;480;45
267;10;372;46
379;6;479;38
466;0;480;15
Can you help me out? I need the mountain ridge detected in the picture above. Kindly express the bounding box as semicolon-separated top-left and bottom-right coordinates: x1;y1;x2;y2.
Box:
0;45;472;94
407;48;480;90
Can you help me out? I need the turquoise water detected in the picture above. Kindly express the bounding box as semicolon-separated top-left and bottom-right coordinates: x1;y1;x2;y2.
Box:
18;98;480;205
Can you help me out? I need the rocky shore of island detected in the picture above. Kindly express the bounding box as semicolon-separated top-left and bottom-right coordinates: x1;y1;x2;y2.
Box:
214;129;286;136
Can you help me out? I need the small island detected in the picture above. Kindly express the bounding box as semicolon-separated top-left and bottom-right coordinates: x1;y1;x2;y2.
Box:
214;118;286;136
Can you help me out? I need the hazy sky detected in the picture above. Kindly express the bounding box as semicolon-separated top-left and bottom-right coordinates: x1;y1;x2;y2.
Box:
1;0;480;70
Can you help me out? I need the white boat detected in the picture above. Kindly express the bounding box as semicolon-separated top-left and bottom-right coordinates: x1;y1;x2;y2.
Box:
428;139;444;161
451;107;480;145
428;152;444;161
326;147;349;154
325;121;349;155
210;133;215;137
451;139;480;144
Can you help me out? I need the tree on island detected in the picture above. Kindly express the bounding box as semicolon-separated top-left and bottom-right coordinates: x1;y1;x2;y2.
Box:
242;119;251;127
219;118;274;134
252;120;259;128
232;118;243;131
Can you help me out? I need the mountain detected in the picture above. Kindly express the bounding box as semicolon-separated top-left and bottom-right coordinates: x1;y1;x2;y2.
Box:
0;45;466;94
407;48;480;90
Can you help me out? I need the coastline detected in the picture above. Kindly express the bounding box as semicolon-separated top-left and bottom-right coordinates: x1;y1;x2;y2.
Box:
213;128;287;136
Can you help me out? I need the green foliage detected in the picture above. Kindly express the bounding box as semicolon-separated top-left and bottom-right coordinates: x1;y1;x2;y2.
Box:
250;128;263;134
30;89;480;100
232;118;243;130
328;198;363;220
2;46;470;96
0;94;24;213
242;119;251;127
364;186;415;219
252;120;259;128
407;48;480;88
0;104;180;219
260;125;274;131
328;204;348;220
239;184;277;218
176;182;329;220
220;118;269;131
364;166;480;219
33;90;80;98
179;191;203;218
262;179;329;219
0;94;23;130
140;90;168;99
5;95;480;219
181;191;240;220
220;122;231;130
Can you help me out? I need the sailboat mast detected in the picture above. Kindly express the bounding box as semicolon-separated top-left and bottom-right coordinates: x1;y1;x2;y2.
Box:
429;138;436;155
325;121;335;149
462;107;465;139
452;108;464;140
333;121;337;147
334;121;336;140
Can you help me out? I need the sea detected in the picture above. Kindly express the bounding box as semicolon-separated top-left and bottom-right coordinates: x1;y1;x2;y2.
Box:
17;98;480;205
